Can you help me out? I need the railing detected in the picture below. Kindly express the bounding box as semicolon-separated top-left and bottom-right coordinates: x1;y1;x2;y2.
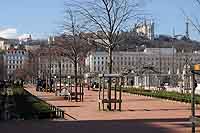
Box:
24;89;65;119
49;104;64;118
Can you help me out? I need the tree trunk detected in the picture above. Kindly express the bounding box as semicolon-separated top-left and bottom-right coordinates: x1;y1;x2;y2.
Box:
108;47;112;110
74;58;78;102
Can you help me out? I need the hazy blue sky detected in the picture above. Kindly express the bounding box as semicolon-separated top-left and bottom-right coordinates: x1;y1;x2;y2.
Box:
0;0;199;40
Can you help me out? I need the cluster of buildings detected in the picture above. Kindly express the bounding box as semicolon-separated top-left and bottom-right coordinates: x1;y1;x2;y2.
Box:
0;23;199;90
37;51;80;80
0;19;156;82
85;48;200;88
0;36;80;81
0;37;30;80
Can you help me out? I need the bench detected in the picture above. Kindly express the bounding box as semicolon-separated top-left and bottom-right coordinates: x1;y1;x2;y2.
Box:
98;99;122;111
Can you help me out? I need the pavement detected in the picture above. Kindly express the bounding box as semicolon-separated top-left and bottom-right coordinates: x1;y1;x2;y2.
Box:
1;84;200;133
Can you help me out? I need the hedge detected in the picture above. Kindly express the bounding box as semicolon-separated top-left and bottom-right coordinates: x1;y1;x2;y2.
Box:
121;87;200;104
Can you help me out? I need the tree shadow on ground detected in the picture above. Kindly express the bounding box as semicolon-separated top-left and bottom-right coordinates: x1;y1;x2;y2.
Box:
125;108;191;112
57;105;81;108
0;118;195;133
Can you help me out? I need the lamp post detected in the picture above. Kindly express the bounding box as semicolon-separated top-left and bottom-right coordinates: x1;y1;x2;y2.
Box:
59;60;62;93
171;34;184;87
58;52;62;94
54;75;56;92
48;36;54;92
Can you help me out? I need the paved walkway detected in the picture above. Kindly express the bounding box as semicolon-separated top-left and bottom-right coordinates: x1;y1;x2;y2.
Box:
3;84;199;133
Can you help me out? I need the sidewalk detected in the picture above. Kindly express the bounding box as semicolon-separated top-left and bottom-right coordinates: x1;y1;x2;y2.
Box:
24;84;200;133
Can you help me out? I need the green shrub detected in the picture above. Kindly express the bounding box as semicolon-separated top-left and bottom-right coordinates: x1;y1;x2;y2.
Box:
122;87;200;104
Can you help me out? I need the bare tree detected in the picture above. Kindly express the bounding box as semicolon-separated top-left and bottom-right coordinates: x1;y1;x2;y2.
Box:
70;0;139;109
183;0;200;35
0;51;5;80
58;9;91;101
194;0;200;34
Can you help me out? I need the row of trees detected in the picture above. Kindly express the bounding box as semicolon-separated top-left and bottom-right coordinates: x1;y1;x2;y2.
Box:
56;0;139;109
13;0;200;109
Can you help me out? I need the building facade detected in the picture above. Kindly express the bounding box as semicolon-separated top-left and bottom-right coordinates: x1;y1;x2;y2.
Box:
0;37;11;50
134;20;155;40
38;54;81;80
85;48;200;87
3;48;29;80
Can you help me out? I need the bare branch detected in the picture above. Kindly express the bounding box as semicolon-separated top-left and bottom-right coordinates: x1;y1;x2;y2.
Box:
181;8;200;35
196;0;200;5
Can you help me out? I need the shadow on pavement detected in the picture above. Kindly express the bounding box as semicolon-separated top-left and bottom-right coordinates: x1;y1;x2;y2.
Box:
57;105;81;108
0;118;192;133
126;108;191;112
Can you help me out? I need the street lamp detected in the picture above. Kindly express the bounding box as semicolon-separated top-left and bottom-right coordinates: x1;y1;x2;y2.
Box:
68;75;71;89
59;59;62;93
48;36;54;92
171;34;184;87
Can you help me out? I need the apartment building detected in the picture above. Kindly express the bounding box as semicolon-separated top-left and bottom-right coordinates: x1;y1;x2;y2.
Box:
38;53;81;80
85;48;200;87
3;48;29;80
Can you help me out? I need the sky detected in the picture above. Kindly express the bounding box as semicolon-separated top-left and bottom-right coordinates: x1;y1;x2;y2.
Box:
0;0;199;40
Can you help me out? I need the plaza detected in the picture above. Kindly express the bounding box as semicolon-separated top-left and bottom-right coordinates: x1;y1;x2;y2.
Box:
3;84;197;133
